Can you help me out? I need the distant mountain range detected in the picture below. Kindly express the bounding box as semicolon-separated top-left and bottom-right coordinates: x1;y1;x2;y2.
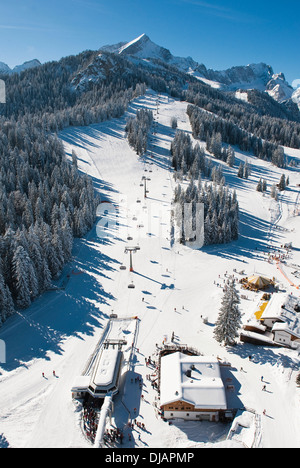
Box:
100;33;299;109
0;59;41;75
1;34;299;110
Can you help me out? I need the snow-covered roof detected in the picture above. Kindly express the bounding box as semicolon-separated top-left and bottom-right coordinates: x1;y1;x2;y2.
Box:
261;293;300;336
71;375;90;391
244;320;267;332
71;347;122;395
240;330;275;345
92;347;121;388
160;352;227;410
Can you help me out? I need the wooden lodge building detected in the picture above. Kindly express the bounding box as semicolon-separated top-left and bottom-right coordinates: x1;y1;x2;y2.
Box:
159;351;229;422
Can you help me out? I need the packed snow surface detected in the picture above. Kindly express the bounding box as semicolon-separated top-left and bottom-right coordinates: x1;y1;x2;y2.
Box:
0;90;300;449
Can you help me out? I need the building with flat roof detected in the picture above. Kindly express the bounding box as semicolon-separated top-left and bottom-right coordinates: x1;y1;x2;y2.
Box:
71;347;123;400
160;352;227;422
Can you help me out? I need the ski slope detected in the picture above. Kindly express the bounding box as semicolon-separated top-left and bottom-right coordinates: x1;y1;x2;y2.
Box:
0;90;300;448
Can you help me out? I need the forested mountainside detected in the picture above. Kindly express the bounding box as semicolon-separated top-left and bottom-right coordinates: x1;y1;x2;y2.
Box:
0;44;299;325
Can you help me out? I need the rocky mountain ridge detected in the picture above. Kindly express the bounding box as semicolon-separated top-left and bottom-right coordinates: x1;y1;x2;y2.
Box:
0;59;41;75
100;34;299;108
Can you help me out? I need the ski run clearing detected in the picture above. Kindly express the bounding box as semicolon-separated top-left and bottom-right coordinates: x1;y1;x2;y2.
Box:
0;89;300;449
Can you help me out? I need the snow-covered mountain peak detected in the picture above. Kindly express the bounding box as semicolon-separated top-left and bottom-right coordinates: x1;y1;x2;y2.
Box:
192;61;295;107
247;62;274;78
81;34;300;112
117;33;173;62
0;59;41;75
107;34;294;106
292;86;300;109
194;62;275;91
118;33;149;54
12;59;41;74
266;72;294;103
0;61;11;74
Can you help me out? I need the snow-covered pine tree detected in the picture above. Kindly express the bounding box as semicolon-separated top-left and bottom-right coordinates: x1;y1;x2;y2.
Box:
214;277;242;346
270;184;278;200
272;147;285;168
237;162;244;178
204;214;212;246
243;160;250;179
60;217;73;262
226;146;235;167
12;245;37;309
71;149;78;168
170;117;178;129
278;174;286;191
262;179;267;192
210;132;222;159
0;264;15;324
256;179;263;192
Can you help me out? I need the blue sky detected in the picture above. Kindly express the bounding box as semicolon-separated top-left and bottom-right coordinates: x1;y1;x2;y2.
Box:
0;0;299;84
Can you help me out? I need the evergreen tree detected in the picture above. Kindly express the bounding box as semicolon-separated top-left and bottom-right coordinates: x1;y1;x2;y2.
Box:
237;162;244;178
278;174;286;191
243;160;250;179
170;117;178;129
214;277;242;346
226;146;235;167
270;184;278;200
71;150;78;168
12;246;36;309
272;147;285;168
262;179;267;192
210;132;222;159
256;179;263;192
0;265;14;324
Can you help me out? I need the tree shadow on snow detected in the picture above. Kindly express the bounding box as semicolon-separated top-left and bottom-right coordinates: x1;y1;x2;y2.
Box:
227;342;297;370
201;210;279;263
0;227;119;373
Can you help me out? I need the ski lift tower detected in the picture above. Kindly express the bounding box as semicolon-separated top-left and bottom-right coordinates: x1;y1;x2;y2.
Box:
124;246;141;272
142;175;151;198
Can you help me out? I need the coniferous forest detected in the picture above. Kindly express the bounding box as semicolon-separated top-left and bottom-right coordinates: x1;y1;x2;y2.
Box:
125;108;153;155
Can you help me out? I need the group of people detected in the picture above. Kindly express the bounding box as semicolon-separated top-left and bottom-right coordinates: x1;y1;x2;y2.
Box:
266;244;291;264
42;370;56;378
103;416;149;447
103;427;124;446
145;355;155;367
83;403;98;443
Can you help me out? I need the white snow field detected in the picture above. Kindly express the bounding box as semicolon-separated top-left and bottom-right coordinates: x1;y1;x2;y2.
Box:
0;89;300;449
